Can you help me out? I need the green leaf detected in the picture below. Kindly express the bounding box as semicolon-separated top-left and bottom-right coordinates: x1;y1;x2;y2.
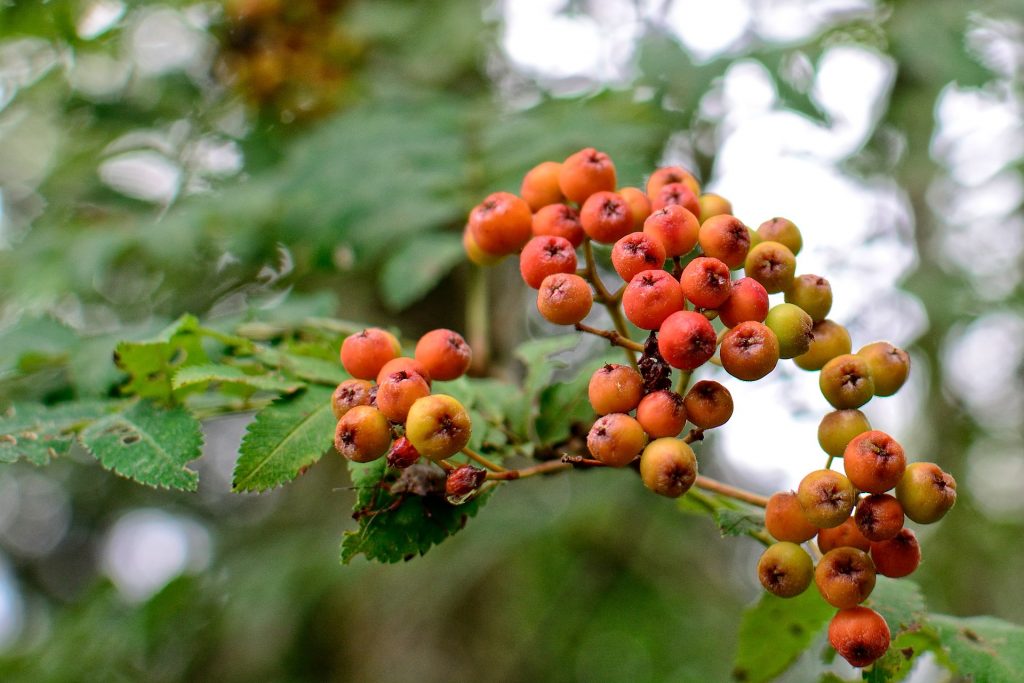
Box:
733;588;835;682
172;364;304;394
79;401;203;491
867;577;929;635
254;348;347;386
930;614;1024;683
232;385;336;492
714;507;766;538
340;458;489;564
114;315;209;404
0;401;116;465
861;579;952;682
379;232;465;310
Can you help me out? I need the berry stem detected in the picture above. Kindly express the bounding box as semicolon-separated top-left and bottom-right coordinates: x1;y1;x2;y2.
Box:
825;454;835;470
461;447;507;472
437;459;457;472
466;262;490;375
694;475;769;508
676;370;693;395
486;459;572;480
574;322;645;353
682;428;705;444
581;238;639;369
560;454;609;467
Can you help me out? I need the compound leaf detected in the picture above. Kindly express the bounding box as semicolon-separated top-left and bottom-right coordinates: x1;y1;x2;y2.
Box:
0;401;117;465
172;364;304;394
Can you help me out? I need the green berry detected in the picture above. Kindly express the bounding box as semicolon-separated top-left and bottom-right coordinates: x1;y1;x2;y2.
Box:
764;303;813;359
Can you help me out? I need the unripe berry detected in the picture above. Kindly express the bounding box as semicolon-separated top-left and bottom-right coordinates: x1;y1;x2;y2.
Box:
698;215;750;269
857;342;910;397
340;328;401;380
895;462;957;524
794;320;851;371
445;465;487;505
588;363;643;415
828;607;891;668
650;182;700;216
622;270;684;330
764;303;813;359
765;491;818;543
520;160;564;211
635;390;687;438
720;321;780;381
611;232;667;283
785;274;832;322
619;187;652;230
463;224;504;266
718;277;769;328
643;205;700;257
532;203;584;247
815;547;877;608
843;430;906;494
817;516;871;553
405;394;472;461
468;191;532;254
820;354;875;409
756;217;802;255
854;494;904;542
680;256;732;309
580;191;634;244
386;436;420;469
870;527;921;578
376;370;431;424
415;329;472;381
657;311;717;370
698;193;732;222
639;437;698;498
559;147;616;204
797;469;856;528
334;405;391;463
758;542;813;598
683;380;733;429
818;409;871;458
332;379;374;420
376;357;431;387
744;241;796;294
537;273;593;325
519;235;578;289
587;413;648;467
646;166;701;197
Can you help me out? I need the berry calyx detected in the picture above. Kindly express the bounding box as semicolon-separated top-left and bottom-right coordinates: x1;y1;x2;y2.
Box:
639;438;698;498
580;191;634;244
375;357;431;387
331;379;374;420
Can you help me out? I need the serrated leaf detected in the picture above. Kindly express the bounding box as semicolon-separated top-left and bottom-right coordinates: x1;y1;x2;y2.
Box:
929;614;1024;683
0;401;117;464
232;385;335;492
114;315;209;403
861;579;952;682
867;577;929;635
172;364;303;394
254;348;347;386
714;507;765;538
79;401;203;490
863;628;947;683
733;588;835;683
340;459;489;564
379;232;465;310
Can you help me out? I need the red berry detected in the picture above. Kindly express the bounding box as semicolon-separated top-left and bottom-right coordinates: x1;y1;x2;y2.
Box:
854;494;905;542
537;273;593;325
646;166;700;197
611;232;666;283
340;328;401;380
817;516;871;553
445;465;488;504
622;269;685;330
468;191;532;255
559;148;616;204
415;329;472;381
580;191;634;244
870;527;921;578
829;607;891;668
519;235;578;289
375;357;431;387
650;182;700;216
657;311;717;370
642;205;700;257
635;390;687;438
718;277;769;328
386;436;420;469
532;203;585;247
680;256;732;309
720;321;780;381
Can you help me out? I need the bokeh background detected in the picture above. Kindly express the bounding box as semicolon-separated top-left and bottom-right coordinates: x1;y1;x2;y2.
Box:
0;0;1022;680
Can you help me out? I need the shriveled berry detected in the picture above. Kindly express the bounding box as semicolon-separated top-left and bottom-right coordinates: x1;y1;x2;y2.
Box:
817;516;871;553
588;363;644;415
612;232;666;283
532;203;585;247
829;607;890;668
720;321;780;381
340;328;401;381
820;354;875;409
643;205;700;257
635;390;687;438
657;311;717;370
718;277;769;328
537;273;593;325
895;462;957;524
744;241;796;294
855;494;904;542
843;430;906;494
619;186;652;230
376;370;431;424
758;542;813;598
334;405;391;463
765;491;818;543
756;217;802;255
683;380;733;429
445;465;487;505
857;342;910;397
680;256;732;309
815;546;877;608
587;413;648;467
797;469;856;528
650;182;700;216
818;409;871;458
698;215;750;269
580;190;634;244
376;357;431;387
520;160;564;211
870;527;921;578
794;320;851;371
764;303;813;359
698;193;732;222
468;191;533;255
639;437;698;498
405;394;472;461
415;329;472;381
623;270;684;330
785;274;832;322
332;379;374;420
519;235;578;289
559;147;616;204
646;166;700;197
386;436;420;469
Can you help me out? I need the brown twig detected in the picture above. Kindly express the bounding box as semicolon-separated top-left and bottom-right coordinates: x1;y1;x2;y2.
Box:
694;475;769;508
575;322;645;352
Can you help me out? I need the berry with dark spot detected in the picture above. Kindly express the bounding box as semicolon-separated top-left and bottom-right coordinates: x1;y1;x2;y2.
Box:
332;379;374;420
639;437;698;498
720;321;780;381
765;491;819;543
404;394;472;461
820;354;875;409
828;607;891;668
843;430;907;494
758;542;814;598
797;469;856;528
718;277;769;328
643;205;700;257
611;232;666;283
744;241;796;294
680;256;732;309
815;546;877;608
586;413;648;467
334;405;392;463
895;462;957;524
588;363;644;415
531;203;585;247
635;390;687;438
580;190;634;244
870;527;921;578
855;494;905;541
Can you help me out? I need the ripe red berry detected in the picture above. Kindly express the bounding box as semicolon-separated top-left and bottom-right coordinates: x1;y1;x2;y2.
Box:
537;273;593;325
756;217;802;255
376;370;431;424
815;547;877;608
619;186;652;230
794;320;851;371
520;160;564;211
468;191;533;255
718;277;769;328
820;354;875;409
332;379;374;420
340;328;401;380
720;321;780;381
744;241;796;294
797;469;856;528
765;491;819;543
580;191;634;244
415;329;472;381
857;342;911;397
587;413;648;467
386;436;420;469
828;607;891;668
334;405;392;463
817;516;871;553
642;205;700;257
698;193;732;222
650;182;700;216
785;274;832;322
870;527;921;578
818;409;871;458
519;235;578;289
680;256;732;309
445;465;488;504
646;166;700;197
683;380;733;429
622;270;685;330
764;303;813;359
405;394;472;460
854;494;905;542
376;357;431;387
895;462;957;524
532;203;585;247
639;437;698;498
657;310;717;370
843;430;907;494
588;363;644;415
758;542;814;598
635;390;687;438
611;232;666;283
698;215;751;269
559;148;617;204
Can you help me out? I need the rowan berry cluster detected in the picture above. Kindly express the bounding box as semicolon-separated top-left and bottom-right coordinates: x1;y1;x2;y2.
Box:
462;147;957;670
